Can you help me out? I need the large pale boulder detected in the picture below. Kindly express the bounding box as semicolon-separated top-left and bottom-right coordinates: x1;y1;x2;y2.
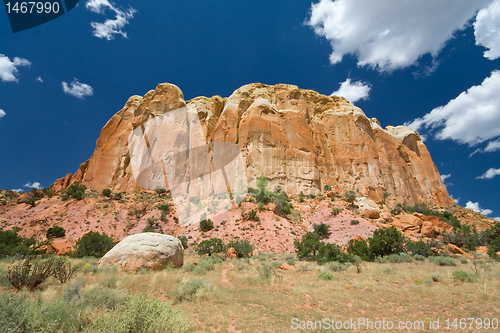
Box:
98;233;183;272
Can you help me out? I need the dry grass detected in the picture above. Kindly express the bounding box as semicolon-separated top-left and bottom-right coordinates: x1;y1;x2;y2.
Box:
1;255;500;332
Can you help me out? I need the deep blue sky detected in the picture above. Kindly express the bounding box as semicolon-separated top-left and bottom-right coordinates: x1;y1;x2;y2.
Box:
1;1;499;218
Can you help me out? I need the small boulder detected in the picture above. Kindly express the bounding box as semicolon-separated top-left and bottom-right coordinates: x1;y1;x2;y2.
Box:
362;209;380;219
391;213;423;231
420;222;436;238
421;215;452;233
46;240;74;255
382;211;393;223
226;247;238;258
280;263;295;270
98;233;183;272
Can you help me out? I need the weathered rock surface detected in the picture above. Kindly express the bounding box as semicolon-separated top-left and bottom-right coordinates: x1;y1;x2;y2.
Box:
361;209;380;219
52;83;451;207
391;213;423;231
98;233;183;272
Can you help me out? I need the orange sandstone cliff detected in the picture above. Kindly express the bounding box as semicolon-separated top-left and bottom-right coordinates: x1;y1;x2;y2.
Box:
53;83;451;207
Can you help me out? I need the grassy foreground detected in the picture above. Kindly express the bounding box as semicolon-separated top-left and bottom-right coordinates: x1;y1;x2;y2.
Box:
1;252;499;332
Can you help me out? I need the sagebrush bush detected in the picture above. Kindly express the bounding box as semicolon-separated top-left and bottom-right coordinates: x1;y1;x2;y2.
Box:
432;256;457;266
257;263;273;283
72;231;116;258
81;286;125;310
90;293;191;333
168;279;213;303
327;261;346;272
431;271;443;282
379;265;396;275
318;269;336;280
452;270;477;283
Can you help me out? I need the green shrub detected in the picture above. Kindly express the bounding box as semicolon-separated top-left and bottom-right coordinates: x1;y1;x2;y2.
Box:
155;187;167;195
350;219;360;225
91;293;191;332
178;236;188;249
142;225;155;233
331;207;342;216
386;253;413;263
294;232;321;260
413;254;425;261
113;192;123;200
46;226;66;239
324;184;332;191
459;257;468;264
327;261;347;272
227;239;254;258
315;243;355;264
298;191;305;203
318;269;336;280
313;222;331;239
257;263;273;283
344;190;356;204
72;231;116;258
81;286;125;310
0;228;37;258
248;209;260;221
432;256;457;266
60;182;86;201
168;279;213;304
273;196;293;215
346;238;370;261
102;189;112;198
157;203;170;215
199;218;214;232
406;240;433;257
196;238;224;256
368;227;405;258
452;270;477;283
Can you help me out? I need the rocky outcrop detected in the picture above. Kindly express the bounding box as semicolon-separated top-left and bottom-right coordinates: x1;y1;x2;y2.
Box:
53;83;451;207
98;233;184;272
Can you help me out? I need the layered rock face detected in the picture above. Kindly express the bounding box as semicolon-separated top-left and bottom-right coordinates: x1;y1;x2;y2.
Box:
53;83;451;206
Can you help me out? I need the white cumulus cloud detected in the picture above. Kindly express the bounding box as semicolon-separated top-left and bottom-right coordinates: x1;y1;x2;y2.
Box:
0;109;5;118
62;79;94;99
36;76;43;82
495;217;500;221
466;201;493;215
306;0;492;72
24;182;42;190
85;0;137;40
477;167;500;179
474;0;500;60
406;70;500;146
331;79;371;104
441;174;451;182
0;54;31;82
